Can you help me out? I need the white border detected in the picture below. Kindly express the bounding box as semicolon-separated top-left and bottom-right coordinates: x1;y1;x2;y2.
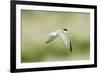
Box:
16;4;94;69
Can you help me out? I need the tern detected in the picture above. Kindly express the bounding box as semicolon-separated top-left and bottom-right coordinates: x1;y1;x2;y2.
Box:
45;29;72;52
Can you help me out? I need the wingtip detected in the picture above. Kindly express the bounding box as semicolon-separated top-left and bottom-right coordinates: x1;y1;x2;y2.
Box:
70;42;72;52
45;41;48;44
70;49;72;52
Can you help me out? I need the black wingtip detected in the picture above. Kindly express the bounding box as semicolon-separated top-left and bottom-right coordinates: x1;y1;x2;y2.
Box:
70;42;72;52
45;41;49;44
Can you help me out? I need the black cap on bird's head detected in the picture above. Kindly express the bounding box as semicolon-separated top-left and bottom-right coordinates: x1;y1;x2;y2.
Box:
63;29;68;31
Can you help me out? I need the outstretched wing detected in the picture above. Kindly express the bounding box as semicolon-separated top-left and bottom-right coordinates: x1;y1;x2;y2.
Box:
45;33;57;44
59;31;72;52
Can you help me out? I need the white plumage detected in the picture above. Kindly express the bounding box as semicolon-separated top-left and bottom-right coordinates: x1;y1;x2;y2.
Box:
45;29;72;52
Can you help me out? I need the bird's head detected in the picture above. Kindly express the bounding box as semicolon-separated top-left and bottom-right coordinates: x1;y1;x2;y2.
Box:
63;29;68;31
63;29;68;33
63;28;71;33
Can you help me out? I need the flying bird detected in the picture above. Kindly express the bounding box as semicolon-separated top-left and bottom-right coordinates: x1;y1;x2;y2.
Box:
45;29;72;52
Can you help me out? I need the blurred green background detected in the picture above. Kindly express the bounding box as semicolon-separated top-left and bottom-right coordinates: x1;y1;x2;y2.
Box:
21;10;90;63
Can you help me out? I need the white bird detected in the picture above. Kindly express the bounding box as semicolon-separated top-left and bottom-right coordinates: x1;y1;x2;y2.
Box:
45;29;72;52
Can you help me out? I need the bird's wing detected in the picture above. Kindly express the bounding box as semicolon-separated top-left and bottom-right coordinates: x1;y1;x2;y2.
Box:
45;32;57;44
59;32;72;52
70;41;72;52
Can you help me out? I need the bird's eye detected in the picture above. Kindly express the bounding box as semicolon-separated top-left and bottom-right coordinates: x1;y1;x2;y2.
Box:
63;29;68;31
